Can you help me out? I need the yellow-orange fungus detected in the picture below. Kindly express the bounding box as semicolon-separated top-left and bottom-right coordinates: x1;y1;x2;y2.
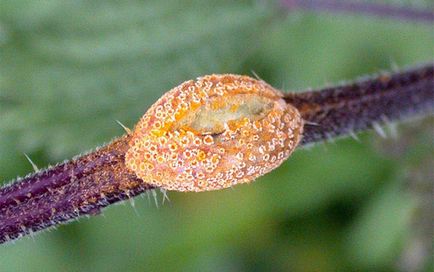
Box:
125;74;303;192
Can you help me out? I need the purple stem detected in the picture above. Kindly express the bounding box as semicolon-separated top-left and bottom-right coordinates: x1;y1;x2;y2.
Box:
281;0;434;23
285;63;434;144
0;136;154;244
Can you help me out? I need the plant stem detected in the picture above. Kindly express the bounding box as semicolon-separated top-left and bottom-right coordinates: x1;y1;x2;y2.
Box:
0;136;154;244
0;64;433;244
285;63;434;145
281;0;434;23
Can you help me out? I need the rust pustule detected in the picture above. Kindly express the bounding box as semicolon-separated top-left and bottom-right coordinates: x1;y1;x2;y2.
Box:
125;74;303;192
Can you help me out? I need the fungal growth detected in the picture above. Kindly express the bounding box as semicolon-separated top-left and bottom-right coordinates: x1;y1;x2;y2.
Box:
1;65;432;244
125;74;304;192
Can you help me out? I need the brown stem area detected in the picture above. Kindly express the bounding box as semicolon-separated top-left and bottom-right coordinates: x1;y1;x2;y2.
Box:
0;64;433;244
0;136;154;244
285;64;434;145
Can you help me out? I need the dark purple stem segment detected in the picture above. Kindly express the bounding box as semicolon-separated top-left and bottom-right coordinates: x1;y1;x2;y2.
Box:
285;63;434;145
0;136;154;244
281;0;434;23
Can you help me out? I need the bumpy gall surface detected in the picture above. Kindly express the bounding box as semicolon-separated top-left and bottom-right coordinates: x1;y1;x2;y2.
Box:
125;74;303;192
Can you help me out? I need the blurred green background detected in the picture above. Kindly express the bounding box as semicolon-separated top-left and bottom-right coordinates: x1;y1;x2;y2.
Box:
0;1;433;271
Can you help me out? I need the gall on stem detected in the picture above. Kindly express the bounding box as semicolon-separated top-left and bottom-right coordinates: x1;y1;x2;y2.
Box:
125;74;303;192
0;64;432;244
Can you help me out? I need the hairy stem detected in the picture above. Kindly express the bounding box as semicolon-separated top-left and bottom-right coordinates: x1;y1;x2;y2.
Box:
281;0;434;23
285;63;434;145
0;136;154;244
0;64;433;244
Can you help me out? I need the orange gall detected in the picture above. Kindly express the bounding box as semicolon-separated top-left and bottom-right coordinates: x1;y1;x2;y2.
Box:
125;74;303;192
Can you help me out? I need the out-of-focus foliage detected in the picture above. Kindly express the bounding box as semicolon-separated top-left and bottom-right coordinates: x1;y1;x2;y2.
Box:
0;0;432;271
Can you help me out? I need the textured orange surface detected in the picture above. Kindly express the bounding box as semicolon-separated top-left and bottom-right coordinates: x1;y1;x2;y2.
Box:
125;74;303;192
